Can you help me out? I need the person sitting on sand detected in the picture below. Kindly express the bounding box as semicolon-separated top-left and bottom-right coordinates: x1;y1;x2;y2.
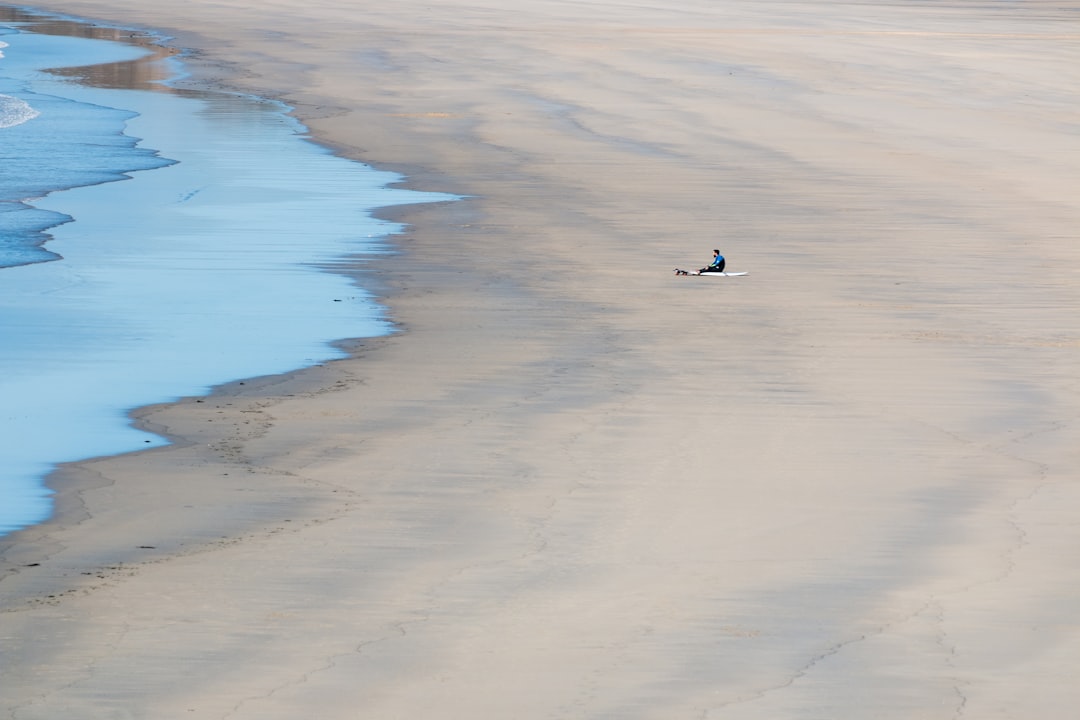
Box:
700;249;725;274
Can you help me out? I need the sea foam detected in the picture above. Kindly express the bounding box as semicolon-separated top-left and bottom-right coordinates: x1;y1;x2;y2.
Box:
0;93;39;128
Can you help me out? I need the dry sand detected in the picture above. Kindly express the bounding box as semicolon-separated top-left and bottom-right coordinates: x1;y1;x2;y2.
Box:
3;1;1080;717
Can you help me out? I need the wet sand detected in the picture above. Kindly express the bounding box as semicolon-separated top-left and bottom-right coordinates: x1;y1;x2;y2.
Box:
3;1;1080;717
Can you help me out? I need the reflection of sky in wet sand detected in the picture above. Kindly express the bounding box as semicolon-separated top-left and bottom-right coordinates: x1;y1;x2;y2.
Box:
0;10;455;535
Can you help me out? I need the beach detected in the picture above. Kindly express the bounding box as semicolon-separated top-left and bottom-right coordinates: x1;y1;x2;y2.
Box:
2;1;1080;717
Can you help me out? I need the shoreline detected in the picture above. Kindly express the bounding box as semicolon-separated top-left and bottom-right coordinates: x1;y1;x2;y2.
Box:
0;10;459;541
4;2;1080;717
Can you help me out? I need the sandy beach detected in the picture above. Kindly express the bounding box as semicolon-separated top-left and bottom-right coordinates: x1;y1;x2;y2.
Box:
3;1;1080;717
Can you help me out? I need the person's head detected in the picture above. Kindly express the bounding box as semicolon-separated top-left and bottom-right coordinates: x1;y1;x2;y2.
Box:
713;249;720;255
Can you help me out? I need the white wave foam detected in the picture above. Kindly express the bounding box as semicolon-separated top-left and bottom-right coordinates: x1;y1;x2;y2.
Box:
0;94;40;129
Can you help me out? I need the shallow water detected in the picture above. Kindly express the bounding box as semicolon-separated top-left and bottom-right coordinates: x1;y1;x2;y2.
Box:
1;27;173;267
0;12;453;535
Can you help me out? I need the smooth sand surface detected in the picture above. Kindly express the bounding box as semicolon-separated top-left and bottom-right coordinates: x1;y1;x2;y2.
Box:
3;1;1079;717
